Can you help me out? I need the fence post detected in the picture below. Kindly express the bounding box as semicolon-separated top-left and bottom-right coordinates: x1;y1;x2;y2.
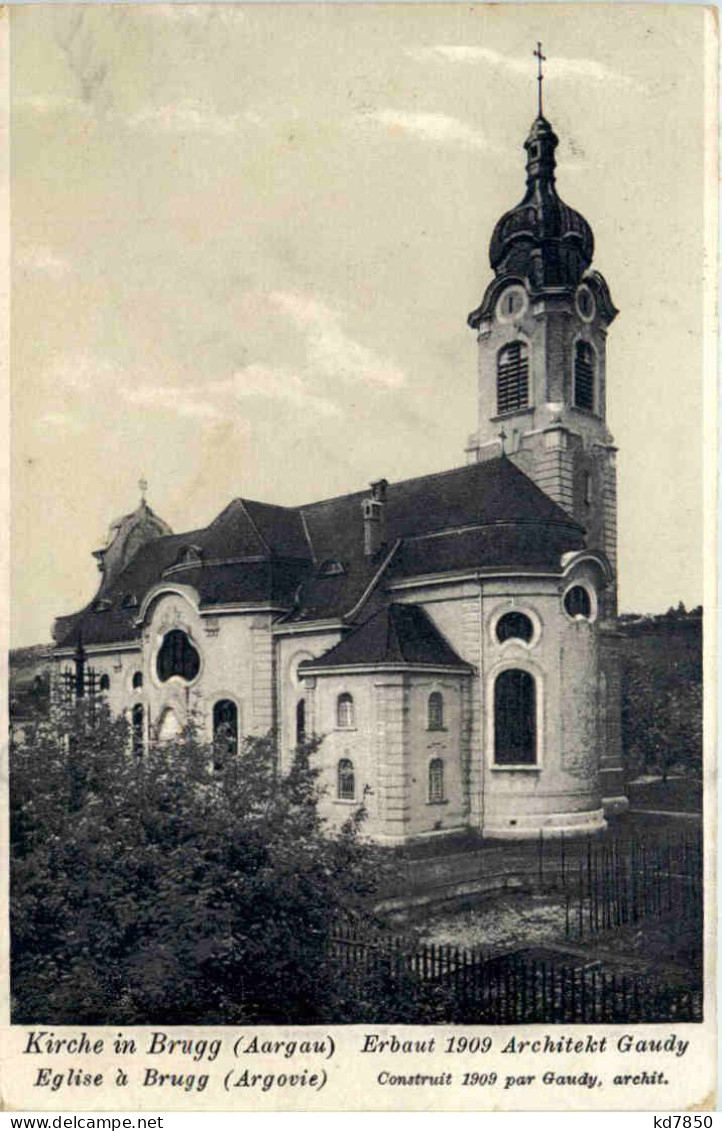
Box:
587;834;593;934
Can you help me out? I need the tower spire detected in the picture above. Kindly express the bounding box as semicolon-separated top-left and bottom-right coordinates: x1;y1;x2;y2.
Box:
534;41;546;117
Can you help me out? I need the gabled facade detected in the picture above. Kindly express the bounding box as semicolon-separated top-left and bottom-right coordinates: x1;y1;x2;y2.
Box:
52;98;628;844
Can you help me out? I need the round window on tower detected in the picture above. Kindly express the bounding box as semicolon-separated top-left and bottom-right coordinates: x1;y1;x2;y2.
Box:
496;285;528;324
563;584;595;622
576;284;596;323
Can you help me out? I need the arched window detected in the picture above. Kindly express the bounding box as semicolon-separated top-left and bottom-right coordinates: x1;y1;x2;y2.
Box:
99;673;110;692
574;341;595;411
337;758;355;800
497;341;529;415
121;593;138;609
564;585;592;620
213;699;238;766
156;629;200;683
337;693;355;728
296;698;306;746
428;691;444;730
494;669;536;765
132;703;144;757
132;670;143;690
496;611;534;645
157;707;182;742
428;757;445;803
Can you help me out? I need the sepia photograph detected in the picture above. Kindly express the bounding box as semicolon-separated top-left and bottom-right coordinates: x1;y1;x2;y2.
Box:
6;0;714;1085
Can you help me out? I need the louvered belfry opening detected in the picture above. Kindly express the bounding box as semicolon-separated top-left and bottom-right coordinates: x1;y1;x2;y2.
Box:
574;340;595;411
497;341;529;415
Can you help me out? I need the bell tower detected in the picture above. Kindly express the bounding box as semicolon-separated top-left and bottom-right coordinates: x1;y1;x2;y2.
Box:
466;54;619;615
465;49;627;814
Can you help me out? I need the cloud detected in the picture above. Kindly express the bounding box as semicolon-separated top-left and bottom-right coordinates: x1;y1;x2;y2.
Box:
121;368;339;424
46;352;227;422
269;292;406;389
16;246;71;279
126;98;260;137
407;45;644;90
361;108;491;152
222;364;341;419
121;384;226;421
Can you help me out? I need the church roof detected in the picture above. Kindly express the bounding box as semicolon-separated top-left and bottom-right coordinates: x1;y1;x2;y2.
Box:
298;604;472;672
53;457;585;649
290;456;584;622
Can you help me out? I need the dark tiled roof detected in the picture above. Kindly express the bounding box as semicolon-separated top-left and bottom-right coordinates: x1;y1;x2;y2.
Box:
54;457;584;648
299;604;472;671
290;457;584;620
53;499;309;648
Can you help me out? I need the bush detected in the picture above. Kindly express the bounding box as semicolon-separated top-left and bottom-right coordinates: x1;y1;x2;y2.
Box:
11;700;391;1024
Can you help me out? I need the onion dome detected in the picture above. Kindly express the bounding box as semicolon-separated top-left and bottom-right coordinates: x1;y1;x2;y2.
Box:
489;114;594;288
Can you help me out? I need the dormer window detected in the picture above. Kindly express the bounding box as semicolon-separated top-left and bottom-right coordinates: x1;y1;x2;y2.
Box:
497;341;529;415
177;545;202;566
318;558;346;578
92;598;112;613
121;593;138;610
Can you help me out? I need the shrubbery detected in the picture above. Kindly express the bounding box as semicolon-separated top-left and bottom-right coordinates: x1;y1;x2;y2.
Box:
11;700;435;1024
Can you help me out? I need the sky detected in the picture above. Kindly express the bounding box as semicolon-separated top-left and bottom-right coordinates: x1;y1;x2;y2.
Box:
10;3;712;647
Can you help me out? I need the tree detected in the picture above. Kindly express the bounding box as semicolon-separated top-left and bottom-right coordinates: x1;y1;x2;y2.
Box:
10;699;394;1024
621;660;702;783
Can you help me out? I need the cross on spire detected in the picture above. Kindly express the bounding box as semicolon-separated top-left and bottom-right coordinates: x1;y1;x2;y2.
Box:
534;41;546;117
138;476;148;503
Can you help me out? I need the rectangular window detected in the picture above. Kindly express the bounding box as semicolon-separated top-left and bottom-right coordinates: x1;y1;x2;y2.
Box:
497;342;530;415
574;342;595;411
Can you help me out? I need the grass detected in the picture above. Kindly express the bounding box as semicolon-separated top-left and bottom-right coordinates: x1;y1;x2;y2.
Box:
626;775;702;813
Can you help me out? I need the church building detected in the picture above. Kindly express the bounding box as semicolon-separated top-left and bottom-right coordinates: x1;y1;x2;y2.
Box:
52;72;628;844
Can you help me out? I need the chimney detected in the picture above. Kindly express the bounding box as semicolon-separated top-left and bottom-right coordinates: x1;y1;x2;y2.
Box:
362;479;388;557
